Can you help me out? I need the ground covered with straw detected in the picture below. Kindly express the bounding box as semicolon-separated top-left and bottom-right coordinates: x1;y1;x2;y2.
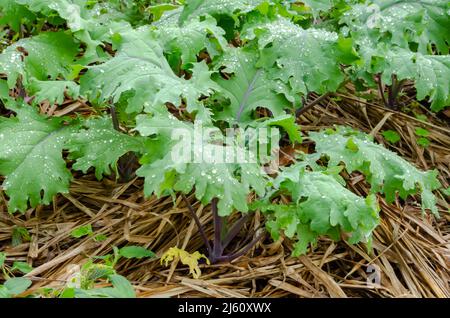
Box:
1;88;448;298
1;0;449;299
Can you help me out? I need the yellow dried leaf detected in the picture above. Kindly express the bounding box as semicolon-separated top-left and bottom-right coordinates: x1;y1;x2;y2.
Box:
160;247;210;279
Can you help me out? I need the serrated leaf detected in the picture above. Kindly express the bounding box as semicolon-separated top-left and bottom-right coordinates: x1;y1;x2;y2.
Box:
139;153;267;216
260;204;299;240
213;47;292;124
343;1;450;111
252;114;302;143
375;49;450;112
0;31;79;88
244;17;354;96
310;127;441;215
179;0;267;25
67;117;146;180
0;0;36;32
153;15;227;67
134;111;193;170
16;0;133;60
17;0;91;32
261;166;380;256
343;0;449;54
293;223;319;256
135;114;268;216
0;106;76;213
29;80;79;105
81;29;218;120
177;160;267;216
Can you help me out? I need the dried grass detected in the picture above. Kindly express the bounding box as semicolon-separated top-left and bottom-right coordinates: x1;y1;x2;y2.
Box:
0;94;449;298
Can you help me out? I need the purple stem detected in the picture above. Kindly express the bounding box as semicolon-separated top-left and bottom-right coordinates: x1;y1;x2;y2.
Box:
212;198;222;259
377;74;389;108
110;105;120;131
387;76;405;110
181;194;212;254
221;214;250;252
182;196;263;264
217;231;265;263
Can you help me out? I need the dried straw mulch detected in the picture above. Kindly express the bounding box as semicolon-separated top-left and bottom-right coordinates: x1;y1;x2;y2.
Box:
0;93;449;298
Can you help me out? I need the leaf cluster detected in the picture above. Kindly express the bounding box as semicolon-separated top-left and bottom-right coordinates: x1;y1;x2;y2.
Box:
0;0;445;256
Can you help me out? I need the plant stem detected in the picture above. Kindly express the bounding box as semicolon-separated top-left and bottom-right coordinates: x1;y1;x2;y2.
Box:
212;198;222;260
221;214;250;251
181;194;212;254
110;105;120;131
387;75;405;110
182;195;263;264
376;74;389;108
218;231;265;263
118;153;138;182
